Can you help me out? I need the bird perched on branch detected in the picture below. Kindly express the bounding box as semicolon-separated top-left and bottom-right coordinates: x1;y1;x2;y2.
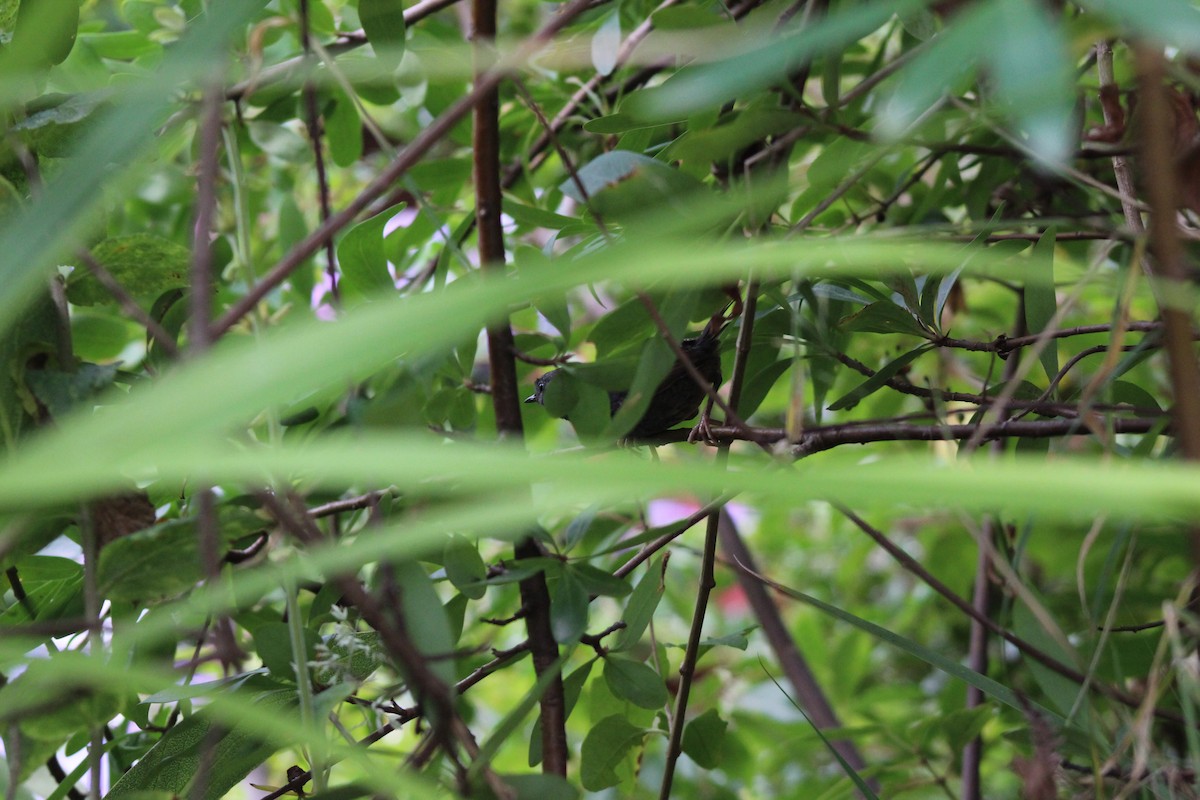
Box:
525;315;725;439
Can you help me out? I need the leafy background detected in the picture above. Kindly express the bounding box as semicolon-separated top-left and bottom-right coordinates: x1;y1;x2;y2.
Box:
0;0;1199;797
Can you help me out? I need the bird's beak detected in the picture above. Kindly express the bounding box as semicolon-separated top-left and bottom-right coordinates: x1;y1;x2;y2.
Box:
524;394;538;404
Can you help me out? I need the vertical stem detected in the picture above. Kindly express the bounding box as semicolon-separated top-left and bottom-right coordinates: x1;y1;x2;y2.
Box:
471;0;568;774
1133;46;1200;569
299;0;340;304
960;520;994;800
660;286;759;798
191;80;240;674
658;500;721;800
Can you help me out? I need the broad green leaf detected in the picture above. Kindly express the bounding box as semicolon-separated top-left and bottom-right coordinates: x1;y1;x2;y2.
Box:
443;533;487;599
559;151;707;220
827;344;933;411
327;90;364;168
550;565;589;644
591;11;620;76
613;557;664;651
579;714;644;791
391;559;457;687
337;204;403;301
98;509;261;605
68;234;190;307
251;622;320;682
9;0;79;67
359;0;406;63
568;563;631;598
25;362;118;419
878;3;992;138
987;0;1074;168
583;113;679;134
1079;0;1200;52
837;301;929;337
602;655;668;709
0;655;124;743
681;708;727;768
106;689;295;800
0;556;82;626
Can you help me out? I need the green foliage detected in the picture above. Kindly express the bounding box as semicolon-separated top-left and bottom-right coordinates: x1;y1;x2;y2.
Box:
0;0;1198;797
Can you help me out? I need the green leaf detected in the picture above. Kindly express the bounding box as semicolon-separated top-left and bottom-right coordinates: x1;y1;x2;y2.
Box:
251;622;319;682
0;655;124;743
0;555;82;626
837;301;930;337
78;30;161;59
613;557;664;651
443;534;487;599
602;655;668;709
320;631;383;685
582;113;679;135
391;559;457;686
591;11;620;76
326;90;364;168
1078;0;1200;53
359;0;406;62
559;151;707;220
568;563;631;598
337;205;403;302
623;0;912;120
499;774;579;800
9;0;79;67
69;235;190;307
25;362;119;419
106;689;295;800
986;0;1074;168
681;708;727;768
579;714;644;791
550;566;589;644
827;345;933;411
98;509;261;605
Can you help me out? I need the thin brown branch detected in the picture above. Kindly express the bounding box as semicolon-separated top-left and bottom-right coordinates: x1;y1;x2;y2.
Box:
614;496;733;579
639;413;1166;453
937;321;1165;354
829;349;1166;418
308;491;387;519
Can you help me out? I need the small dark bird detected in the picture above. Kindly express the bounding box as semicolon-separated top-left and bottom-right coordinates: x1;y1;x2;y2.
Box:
525;325;723;438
